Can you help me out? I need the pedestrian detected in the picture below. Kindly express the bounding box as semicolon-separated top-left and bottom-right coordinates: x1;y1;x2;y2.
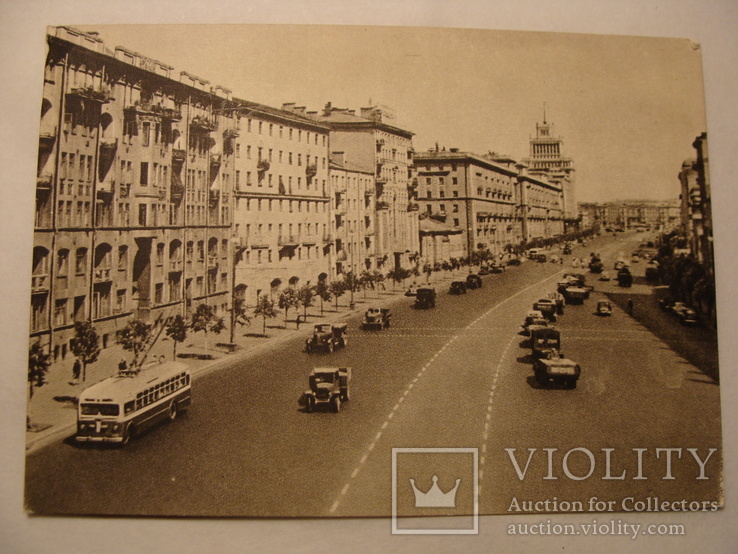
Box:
72;359;81;382
626;298;634;316
118;358;128;372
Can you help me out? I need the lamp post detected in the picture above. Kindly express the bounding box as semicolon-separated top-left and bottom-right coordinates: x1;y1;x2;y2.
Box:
230;237;248;345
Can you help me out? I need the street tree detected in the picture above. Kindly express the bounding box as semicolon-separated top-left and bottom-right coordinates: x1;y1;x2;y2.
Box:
329;280;345;310
314;280;332;316
71;320;101;383
278;287;300;326
191;303;226;351
117;319;152;368
297;284;314;324
253;294;278;335
423;263;433;283
359;270;375;300
28;341;50;402
165;315;188;360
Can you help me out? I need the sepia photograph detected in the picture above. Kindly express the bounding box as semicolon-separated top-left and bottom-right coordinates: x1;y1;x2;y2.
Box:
2;0;737;551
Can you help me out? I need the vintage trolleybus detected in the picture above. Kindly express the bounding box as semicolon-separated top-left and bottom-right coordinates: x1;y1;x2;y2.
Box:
76;361;191;444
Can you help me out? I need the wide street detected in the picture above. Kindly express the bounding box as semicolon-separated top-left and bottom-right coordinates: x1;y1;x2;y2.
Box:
25;233;722;518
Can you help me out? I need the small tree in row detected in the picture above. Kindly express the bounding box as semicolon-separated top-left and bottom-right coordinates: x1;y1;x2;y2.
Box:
253;294;278;335
165;314;188;360
329;280;346;311
278;287;300;326
191;303;226;351
28;342;51;401
71;320;101;383
314;280;332;316
117;319;152;368
297;284;314;323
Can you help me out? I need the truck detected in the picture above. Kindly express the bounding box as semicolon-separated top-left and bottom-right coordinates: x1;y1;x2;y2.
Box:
533;354;581;388
530;327;562;359
361;307;392;330
302;367;351;413
305;323;348;353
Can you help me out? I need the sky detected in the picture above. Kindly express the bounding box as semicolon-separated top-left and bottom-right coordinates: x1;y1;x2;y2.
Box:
71;24;707;203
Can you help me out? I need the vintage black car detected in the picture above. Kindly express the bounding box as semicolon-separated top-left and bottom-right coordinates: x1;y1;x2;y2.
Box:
533;298;558;321
305;323;348;353
490;263;505;274
466;274;483;289
596;300;613;316
361;307;392;330
645;262;659;281
617;268;633;287
301;367;351;413
415;287;437;309
534;355;581;388
450;281;468;295
521;310;550;336
478;265;490;276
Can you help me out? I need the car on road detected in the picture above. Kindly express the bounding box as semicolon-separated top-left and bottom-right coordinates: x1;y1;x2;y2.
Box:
533;298;558;321
563;286;588;305
521;310;550;335
466;274;483;289
305;323;348;353
596;300;613;316
507;257;522;266
530;327;561;359
414;287;437;309
645;262;659;281
301;367;351;413
450;281;468;294
617;268;633;287
671;302;699;326
548;291;565;315
533;354;581;389
490;262;505;273
361;307;392;330
478;265;490;276
405;283;419;297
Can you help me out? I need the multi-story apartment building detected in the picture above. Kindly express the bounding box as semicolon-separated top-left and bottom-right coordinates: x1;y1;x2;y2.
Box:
412;148;564;259
522;115;577;231
32;26;237;359
328;152;376;276
231;103;331;305
580;200;679;231
678;133;713;270
318;104;419;271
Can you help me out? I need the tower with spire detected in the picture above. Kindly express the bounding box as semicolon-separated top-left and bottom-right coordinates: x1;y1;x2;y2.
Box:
522;105;577;230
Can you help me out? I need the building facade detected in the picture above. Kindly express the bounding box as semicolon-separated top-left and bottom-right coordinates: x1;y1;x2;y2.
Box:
318;104;419;271
522;116;577;230
412;148;564;260
578;200;679;231
678;133;713;270
33;26;237;360
328;152;376;277
230;103;331;306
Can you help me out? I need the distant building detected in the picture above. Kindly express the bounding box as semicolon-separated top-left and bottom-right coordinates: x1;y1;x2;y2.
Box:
231;103;331;306
678;132;713;271
328;152;376;277
419;218;465;266
521;114;577;231
317;104;419;271
578;200;679;231
412;147;564;260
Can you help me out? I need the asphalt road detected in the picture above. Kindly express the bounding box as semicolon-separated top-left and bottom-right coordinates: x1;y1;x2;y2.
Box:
25;233;722;518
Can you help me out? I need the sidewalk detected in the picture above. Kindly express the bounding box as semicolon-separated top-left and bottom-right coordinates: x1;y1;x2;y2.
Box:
25;269;469;453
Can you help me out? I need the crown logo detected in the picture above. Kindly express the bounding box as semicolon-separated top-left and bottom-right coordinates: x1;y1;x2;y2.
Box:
409;475;461;508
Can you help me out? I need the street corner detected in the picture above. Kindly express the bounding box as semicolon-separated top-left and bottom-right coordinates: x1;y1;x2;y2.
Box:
392;448;478;534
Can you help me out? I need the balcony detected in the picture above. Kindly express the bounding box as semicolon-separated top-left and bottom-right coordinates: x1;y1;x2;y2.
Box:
207;255;219;269
94;268;112;282
278;235;299;247
169;259;183;272
301;234;318;246
210;153;222;166
305;163;318;183
407;202;420;212
209;189;220;208
37;173;53;190
190;115;217;133
249;234;270;249
31;274;49;293
172;148;186;165
257;159;271;173
376;201;390;211
67;84;113;104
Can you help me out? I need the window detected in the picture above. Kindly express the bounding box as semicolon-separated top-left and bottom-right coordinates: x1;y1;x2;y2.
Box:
453;191;459;197
75;248;87;275
155;283;163;304
140;162;149;185
453;177;458;185
453;218;460;226
57;249;69;276
118;246;128;271
54;298;68;326
138;204;147;226
156;243;164;265
142;122;151;146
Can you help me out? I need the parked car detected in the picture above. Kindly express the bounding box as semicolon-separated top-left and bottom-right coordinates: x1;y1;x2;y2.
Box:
415;287;437;309
490;262;505;273
533;354;581;388
466;274;483;289
536;254;548;263
547;292;565;315
305;323;348;353
507;257;522;266
301;367;351;413
450;281;468;295
596;300;613;316
671;302;699;326
522;310;550;335
645;263;659;281
478;265;490;276
589;260;604;274
361;307;392;330
405;283;419;296
563;286;588;305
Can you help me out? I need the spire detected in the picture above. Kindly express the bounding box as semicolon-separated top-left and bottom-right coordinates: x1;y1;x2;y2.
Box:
543;102;547;124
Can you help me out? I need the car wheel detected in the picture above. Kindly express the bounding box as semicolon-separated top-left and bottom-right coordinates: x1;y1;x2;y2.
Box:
332;396;341;413
306;396;315;413
168;401;178;422
121;424;135;445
